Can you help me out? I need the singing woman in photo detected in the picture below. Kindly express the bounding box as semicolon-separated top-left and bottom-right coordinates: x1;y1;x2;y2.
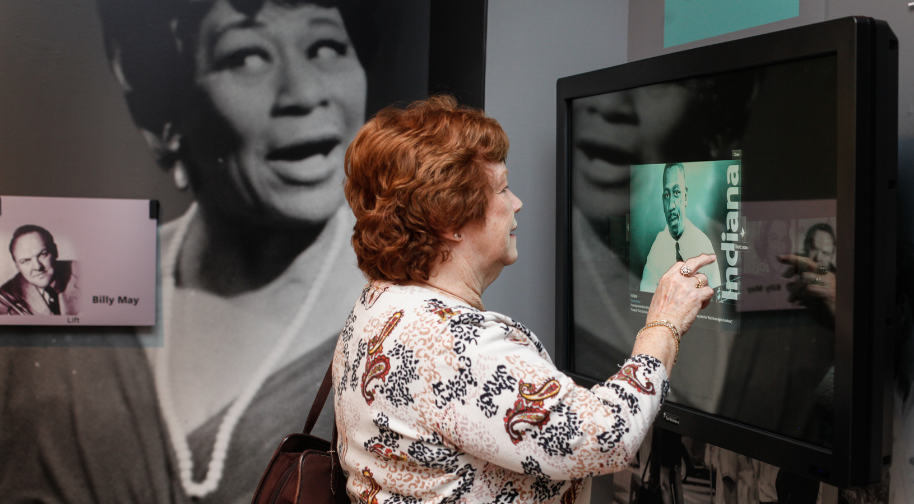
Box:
0;0;383;502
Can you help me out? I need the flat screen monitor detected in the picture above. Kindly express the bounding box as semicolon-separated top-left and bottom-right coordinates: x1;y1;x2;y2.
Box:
555;17;897;487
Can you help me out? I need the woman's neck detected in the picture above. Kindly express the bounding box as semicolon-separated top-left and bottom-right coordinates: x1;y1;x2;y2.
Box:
175;206;333;296
414;253;500;311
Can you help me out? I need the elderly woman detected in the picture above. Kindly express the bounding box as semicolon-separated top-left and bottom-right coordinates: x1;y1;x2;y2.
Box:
335;96;715;503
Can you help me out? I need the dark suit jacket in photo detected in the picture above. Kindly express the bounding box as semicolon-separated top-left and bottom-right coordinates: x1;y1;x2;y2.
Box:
0;260;80;316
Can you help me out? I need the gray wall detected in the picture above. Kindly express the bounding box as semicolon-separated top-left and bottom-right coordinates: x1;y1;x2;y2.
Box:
483;0;630;352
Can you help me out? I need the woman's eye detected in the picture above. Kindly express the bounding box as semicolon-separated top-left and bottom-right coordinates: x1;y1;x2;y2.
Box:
308;40;348;60
217;48;271;73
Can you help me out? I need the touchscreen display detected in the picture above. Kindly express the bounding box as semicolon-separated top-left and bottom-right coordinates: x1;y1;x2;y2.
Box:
570;55;837;448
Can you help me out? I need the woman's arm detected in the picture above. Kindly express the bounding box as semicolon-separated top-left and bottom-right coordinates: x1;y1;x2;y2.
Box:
635;254;717;371
419;255;715;481
420;313;667;481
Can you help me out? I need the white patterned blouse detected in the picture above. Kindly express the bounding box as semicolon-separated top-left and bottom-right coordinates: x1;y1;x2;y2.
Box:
333;282;670;504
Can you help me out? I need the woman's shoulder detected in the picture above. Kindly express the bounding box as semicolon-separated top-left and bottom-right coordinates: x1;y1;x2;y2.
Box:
359;284;548;357
358;282;507;323
352;282;543;339
468;308;547;356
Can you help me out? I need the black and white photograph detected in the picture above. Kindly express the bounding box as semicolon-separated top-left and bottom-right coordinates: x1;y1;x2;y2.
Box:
0;224;81;317
0;195;157;326
0;196;158;324
0;0;435;501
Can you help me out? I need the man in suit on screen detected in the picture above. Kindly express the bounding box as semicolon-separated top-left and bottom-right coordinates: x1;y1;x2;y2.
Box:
640;163;721;292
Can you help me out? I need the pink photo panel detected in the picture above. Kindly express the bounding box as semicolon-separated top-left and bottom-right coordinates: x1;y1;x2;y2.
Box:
0;196;157;325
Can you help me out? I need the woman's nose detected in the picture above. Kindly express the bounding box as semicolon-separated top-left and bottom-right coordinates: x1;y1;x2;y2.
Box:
588;89;637;124
272;56;329;116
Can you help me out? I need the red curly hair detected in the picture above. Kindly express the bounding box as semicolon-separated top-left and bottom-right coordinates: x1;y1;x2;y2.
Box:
345;95;509;281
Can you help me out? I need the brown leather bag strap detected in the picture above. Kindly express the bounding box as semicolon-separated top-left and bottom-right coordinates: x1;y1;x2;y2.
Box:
330;422;343;496
303;361;335;434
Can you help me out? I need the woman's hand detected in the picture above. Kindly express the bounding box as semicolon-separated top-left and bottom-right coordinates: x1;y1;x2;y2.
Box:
646;254;717;335
777;253;836;329
632;254;716;371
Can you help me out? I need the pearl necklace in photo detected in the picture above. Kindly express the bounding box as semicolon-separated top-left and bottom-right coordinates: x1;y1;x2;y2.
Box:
156;202;348;498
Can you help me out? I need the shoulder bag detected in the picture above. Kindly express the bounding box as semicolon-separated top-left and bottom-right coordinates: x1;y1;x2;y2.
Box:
250;362;349;504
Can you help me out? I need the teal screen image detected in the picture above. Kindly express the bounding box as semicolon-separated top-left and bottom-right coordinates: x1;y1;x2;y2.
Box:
629;160;741;296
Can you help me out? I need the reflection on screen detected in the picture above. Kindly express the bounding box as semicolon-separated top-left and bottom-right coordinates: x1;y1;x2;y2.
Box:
569;55;837;448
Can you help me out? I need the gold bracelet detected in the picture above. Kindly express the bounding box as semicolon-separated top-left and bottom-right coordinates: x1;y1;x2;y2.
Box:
636;320;681;365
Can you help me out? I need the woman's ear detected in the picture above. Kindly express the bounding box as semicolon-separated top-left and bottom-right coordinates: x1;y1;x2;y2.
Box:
442;230;463;243
141;122;180;163
139;123;190;190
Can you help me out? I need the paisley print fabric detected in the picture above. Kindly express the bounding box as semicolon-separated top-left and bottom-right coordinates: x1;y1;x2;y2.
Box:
334;282;669;504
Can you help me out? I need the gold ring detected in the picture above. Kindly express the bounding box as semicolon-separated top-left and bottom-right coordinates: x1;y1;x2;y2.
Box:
680;265;692;276
804;275;826;286
696;278;704;289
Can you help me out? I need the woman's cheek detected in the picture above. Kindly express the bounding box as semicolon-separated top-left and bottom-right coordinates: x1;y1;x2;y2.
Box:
207;78;272;134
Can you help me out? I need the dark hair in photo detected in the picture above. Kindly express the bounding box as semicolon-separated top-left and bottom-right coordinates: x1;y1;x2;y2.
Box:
9;225;58;259
803;222;836;256
95;0;379;169
663;162;686;179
